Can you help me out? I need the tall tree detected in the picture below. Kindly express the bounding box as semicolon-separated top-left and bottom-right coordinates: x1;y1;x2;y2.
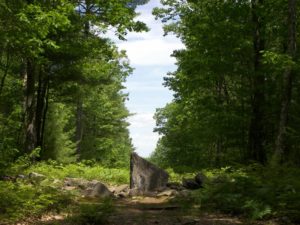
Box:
274;0;297;163
247;0;267;164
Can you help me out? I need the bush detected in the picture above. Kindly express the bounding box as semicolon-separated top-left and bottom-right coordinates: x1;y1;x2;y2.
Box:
25;161;129;185
0;180;73;223
67;199;114;225
191;165;300;222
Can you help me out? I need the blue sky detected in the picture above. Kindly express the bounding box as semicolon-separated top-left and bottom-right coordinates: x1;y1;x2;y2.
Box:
112;0;184;157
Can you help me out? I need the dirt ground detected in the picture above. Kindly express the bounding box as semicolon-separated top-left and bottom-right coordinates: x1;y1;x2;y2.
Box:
107;197;245;225
33;196;268;225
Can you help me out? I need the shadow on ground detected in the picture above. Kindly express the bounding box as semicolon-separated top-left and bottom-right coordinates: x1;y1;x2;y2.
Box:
33;196;249;225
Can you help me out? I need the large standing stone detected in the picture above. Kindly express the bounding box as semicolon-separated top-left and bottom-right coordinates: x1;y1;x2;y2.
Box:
130;152;169;193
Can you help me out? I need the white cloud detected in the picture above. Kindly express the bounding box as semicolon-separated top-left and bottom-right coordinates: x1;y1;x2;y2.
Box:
127;112;159;157
126;81;165;91
128;113;155;128
105;0;184;66
118;39;183;66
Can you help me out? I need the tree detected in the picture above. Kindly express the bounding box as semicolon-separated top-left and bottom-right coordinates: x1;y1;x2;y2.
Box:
273;0;297;164
0;0;149;166
152;0;300;168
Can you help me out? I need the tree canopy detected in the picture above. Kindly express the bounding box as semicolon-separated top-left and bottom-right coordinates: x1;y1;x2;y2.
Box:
0;0;149;168
151;0;299;170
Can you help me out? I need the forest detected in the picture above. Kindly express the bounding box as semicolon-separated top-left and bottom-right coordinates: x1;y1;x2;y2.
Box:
0;0;300;224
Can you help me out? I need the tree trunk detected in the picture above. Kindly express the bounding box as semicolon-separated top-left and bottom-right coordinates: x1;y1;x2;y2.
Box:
75;99;83;154
274;0;297;164
41;75;50;150
0;52;10;96
23;59;37;153
248;0;266;164
35;69;49;148
74;0;92;156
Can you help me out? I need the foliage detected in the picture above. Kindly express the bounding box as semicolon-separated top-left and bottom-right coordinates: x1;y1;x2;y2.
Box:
191;165;300;222
0;0;147;169
42;103;76;163
7;147;41;175
67;200;114;225
0;180;73;223
25;161;129;185
152;0;300;168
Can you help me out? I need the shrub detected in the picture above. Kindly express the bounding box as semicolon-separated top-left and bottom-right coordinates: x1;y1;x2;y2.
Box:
67;199;114;225
191;165;300;222
25;161;129;185
0;180;73;223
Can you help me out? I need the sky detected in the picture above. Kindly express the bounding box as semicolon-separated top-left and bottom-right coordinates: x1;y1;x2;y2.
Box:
112;0;184;157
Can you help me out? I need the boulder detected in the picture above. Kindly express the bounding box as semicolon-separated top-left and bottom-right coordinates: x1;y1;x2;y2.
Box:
182;178;201;190
130;153;169;193
83;181;113;198
28;172;46;183
194;172;206;187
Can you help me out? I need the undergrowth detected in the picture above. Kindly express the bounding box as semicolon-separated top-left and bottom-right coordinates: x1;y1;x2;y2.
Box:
0;158;127;224
1;157;299;224
66;199;114;225
0;180;73;224
190;165;300;223
24;160;129;185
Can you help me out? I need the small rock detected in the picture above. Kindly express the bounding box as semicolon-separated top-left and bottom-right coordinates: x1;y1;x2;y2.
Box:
16;174;26;180
156;186;167;192
52;179;61;184
178;190;191;198
0;175;15;181
117;192;128;198
64;186;76;191
114;184;129;194
157;189;178;197
64;178;88;189
167;182;184;191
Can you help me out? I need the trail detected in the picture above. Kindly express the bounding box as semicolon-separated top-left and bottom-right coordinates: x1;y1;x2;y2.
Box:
107;197;244;225
34;195;267;225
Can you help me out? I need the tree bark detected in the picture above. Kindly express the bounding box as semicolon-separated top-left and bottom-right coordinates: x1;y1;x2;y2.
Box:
35;69;49;148
248;0;267;164
75;99;83;154
274;0;297;164
23;59;37;153
0;52;10;96
74;0;91;156
41;75;50;150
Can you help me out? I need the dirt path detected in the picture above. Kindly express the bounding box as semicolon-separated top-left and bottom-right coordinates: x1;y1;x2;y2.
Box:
34;196;265;225
107;197;244;225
